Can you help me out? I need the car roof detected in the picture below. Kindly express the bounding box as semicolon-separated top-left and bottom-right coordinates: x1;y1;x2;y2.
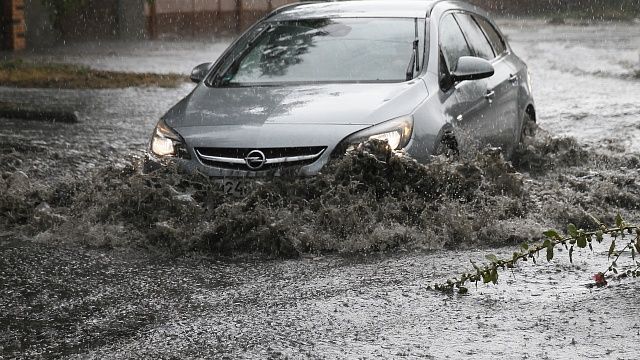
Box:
268;0;444;21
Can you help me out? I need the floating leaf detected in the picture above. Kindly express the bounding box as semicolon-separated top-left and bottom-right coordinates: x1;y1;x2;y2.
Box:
569;246;574;264
482;272;491;284
543;230;562;240
490;268;499;285
577;235;587;249
608;240;616;258
596;230;604;243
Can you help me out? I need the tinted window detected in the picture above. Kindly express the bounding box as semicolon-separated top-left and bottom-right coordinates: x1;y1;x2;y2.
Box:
454;13;495;60
474;16;507;56
220;18;426;84
439;14;471;72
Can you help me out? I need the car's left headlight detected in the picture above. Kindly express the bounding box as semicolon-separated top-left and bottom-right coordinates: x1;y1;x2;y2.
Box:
345;115;413;150
149;119;190;159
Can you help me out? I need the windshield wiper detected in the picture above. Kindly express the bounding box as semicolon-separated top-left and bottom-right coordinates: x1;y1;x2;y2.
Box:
406;18;421;81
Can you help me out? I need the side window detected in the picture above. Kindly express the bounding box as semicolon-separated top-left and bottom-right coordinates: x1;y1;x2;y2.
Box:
454;13;495;60
439;14;472;73
474;16;507;56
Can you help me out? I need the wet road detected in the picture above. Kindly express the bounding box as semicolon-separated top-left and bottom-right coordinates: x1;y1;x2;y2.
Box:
0;86;192;179
2;20;640;359
0;40;231;75
2;238;639;359
504;19;640;153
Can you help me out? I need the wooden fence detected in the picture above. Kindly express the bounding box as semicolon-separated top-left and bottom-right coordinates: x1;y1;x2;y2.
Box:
146;0;298;39
470;0;640;14
1;0;26;50
14;0;639;49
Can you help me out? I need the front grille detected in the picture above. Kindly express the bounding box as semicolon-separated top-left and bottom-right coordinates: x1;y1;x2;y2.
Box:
195;146;326;171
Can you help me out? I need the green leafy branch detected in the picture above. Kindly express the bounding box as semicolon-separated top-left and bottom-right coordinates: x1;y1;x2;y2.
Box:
431;215;640;294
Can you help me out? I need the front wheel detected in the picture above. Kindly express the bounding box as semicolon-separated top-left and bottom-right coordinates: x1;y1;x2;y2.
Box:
506;110;537;160
519;111;537;143
433;130;459;158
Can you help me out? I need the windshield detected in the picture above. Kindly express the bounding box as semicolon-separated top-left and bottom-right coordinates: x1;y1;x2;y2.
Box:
214;18;427;86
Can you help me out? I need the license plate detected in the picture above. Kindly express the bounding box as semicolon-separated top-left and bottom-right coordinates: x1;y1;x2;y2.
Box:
219;178;248;197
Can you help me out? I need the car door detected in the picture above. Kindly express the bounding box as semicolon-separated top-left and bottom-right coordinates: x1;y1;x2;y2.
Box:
438;13;492;152
471;15;520;153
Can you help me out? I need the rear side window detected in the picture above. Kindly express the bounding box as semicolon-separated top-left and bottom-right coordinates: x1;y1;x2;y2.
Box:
454;13;495;60
439;14;471;72
474;16;507;56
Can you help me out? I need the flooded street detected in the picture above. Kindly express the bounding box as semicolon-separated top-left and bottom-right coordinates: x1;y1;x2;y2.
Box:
0;40;232;75
505;19;640;153
3;238;639;359
2;20;640;359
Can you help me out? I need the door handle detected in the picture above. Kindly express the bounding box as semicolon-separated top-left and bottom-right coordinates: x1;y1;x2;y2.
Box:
509;74;518;83
484;90;495;100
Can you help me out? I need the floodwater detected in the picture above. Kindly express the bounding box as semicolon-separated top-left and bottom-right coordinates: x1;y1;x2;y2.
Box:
0;40;232;75
1;20;640;359
507;19;640;153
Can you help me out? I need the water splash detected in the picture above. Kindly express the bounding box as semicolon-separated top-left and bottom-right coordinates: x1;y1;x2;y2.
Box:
2;134;639;257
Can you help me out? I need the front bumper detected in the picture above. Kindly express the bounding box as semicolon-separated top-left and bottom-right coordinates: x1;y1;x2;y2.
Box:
144;147;334;177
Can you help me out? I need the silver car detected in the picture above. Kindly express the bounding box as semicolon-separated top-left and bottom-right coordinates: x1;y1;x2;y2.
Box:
147;0;535;180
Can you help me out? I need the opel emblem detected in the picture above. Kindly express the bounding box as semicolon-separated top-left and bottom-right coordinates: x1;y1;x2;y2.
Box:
244;150;267;170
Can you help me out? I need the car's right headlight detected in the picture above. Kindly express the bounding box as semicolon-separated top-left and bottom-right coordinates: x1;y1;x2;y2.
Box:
149;119;190;159
344;115;413;150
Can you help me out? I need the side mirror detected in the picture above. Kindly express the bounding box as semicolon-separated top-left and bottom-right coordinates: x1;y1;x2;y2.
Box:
190;62;213;83
451;56;494;82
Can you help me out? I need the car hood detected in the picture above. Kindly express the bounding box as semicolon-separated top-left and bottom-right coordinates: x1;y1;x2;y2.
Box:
164;81;428;129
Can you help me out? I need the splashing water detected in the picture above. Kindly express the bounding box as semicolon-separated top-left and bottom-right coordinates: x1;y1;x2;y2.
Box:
2;131;638;258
